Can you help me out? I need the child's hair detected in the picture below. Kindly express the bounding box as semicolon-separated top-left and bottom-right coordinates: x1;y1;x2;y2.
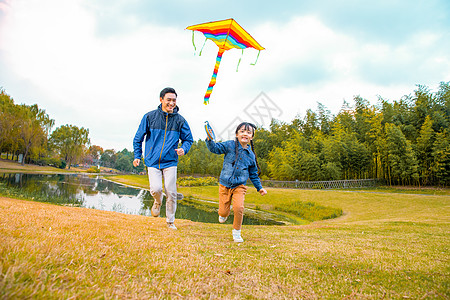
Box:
233;122;261;176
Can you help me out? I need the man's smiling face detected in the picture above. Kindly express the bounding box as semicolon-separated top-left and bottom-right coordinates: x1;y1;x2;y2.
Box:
160;93;177;113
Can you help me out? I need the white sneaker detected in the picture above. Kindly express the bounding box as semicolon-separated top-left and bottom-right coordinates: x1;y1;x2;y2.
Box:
219;216;228;223
151;202;161;217
167;223;177;230
232;229;244;243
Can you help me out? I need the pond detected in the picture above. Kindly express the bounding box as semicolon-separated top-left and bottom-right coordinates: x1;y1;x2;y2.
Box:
0;173;285;225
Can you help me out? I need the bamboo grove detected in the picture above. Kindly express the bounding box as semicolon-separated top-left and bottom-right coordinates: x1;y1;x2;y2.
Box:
178;82;450;186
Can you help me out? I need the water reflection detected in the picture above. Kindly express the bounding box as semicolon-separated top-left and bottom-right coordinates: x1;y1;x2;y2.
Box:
0;173;283;225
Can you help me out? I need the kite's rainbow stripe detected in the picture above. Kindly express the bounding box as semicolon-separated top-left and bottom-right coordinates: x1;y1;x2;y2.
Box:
186;19;264;51
204;48;225;104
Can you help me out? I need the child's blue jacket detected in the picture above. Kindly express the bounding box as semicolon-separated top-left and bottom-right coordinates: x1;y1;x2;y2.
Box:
133;105;193;169
206;139;263;191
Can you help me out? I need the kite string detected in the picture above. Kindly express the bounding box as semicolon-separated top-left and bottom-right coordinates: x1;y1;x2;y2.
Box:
250;50;261;66
191;31;196;55
199;38;207;56
236;49;244;72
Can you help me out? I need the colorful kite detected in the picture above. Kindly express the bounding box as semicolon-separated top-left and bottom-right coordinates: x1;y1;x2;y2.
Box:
186;18;265;104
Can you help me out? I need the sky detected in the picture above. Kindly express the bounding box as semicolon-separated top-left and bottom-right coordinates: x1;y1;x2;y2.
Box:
1;0;449;151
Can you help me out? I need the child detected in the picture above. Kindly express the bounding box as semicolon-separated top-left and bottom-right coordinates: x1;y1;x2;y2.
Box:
206;122;267;242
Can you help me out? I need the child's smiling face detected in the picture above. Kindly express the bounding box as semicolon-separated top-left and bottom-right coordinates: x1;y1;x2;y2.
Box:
236;125;254;147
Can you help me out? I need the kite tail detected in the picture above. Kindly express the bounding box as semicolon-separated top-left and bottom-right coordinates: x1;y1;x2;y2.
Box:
204;47;225;105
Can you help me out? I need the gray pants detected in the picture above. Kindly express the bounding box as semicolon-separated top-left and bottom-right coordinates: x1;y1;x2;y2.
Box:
147;166;177;223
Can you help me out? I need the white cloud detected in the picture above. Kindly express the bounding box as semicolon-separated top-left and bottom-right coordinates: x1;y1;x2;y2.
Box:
1;1;449;151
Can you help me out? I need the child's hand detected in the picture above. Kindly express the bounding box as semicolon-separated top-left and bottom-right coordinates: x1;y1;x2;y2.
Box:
259;188;267;196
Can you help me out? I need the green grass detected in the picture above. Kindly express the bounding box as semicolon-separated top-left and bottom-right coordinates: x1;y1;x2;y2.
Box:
0;171;449;298
177;176;217;186
352;185;450;196
274;200;343;221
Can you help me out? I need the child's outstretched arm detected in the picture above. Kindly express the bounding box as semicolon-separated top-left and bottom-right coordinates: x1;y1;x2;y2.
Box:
205;139;230;155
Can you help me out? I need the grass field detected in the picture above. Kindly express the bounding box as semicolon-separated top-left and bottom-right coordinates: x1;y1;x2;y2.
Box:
0;169;449;298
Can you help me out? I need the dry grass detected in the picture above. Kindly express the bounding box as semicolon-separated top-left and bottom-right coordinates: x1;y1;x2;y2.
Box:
1;189;449;299
1;168;449;298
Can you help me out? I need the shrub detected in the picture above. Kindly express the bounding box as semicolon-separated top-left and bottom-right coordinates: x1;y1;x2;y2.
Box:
87;166;100;173
59;160;67;169
177;176;217;187
274;201;342;221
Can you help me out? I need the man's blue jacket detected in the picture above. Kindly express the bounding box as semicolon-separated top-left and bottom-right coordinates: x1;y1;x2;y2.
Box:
133;104;193;169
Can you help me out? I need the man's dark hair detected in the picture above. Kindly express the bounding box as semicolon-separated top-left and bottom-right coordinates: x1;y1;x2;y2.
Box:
160;87;177;99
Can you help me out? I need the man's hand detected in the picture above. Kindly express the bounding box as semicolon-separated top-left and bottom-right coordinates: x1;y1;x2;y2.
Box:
133;159;140;167
175;148;185;156
259;188;267;196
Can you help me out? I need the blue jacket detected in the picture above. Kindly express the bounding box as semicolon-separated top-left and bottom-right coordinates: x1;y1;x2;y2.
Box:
133;105;193;169
206;139;263;191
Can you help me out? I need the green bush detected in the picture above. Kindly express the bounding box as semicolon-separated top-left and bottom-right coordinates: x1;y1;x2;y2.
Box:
32;157;66;168
59;160;67;169
177;176;217;187
274;201;342;221
87;166;100;173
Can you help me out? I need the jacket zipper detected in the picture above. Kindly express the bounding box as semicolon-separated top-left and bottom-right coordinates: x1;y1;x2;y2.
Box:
158;114;168;169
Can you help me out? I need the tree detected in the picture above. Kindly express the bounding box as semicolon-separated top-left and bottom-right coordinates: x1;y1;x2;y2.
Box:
83;145;104;166
431;130;450;186
100;149;116;168
416;115;435;184
385;123;419;185
115;154;133;172
299;152;322;181
353;95;372;144
0;90;16;155
317;102;332;135
49;125;90;168
300;109;319;138
324;123;370;179
18;104;53;165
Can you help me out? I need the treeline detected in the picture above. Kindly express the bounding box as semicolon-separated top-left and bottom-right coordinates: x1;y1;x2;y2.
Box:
178;82;450;186
2;82;449;185
0;89;143;173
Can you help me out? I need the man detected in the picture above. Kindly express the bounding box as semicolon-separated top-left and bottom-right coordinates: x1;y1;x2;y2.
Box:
133;87;193;230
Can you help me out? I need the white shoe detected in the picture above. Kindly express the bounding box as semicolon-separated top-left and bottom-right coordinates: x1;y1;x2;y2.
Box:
232;229;244;243
219;216;228;223
167;223;177;230
151;202;161;217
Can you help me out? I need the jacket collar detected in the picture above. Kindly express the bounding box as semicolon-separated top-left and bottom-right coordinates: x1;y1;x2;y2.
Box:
158;104;179;116
236;140;251;152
